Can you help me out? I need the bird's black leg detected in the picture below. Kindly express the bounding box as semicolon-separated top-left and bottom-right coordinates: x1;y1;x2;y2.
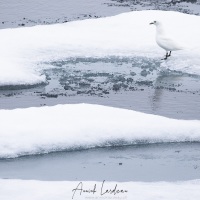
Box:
162;52;168;60
168;51;172;57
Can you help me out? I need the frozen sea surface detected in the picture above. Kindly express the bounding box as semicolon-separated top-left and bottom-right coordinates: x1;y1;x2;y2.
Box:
0;1;200;185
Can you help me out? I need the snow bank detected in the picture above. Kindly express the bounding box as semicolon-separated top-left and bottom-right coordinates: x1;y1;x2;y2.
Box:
0;104;199;158
0;10;200;86
1;179;200;200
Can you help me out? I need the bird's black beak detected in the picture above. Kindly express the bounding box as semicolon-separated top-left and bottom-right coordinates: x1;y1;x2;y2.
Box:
149;22;154;25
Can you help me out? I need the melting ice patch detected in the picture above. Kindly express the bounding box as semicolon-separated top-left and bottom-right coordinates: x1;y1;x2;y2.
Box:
0;104;200;158
0;10;200;86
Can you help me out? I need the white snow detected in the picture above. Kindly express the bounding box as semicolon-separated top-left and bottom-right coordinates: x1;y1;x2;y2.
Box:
1;179;200;200
0;10;200;86
0;103;199;158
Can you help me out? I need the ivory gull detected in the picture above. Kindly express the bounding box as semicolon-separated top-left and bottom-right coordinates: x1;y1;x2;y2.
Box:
150;20;182;60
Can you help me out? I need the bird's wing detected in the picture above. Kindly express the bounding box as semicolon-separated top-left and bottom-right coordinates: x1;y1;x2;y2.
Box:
156;36;183;51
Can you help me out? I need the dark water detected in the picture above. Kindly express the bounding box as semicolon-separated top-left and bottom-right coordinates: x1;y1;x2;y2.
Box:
0;0;128;29
1;0;200;29
1;142;200;182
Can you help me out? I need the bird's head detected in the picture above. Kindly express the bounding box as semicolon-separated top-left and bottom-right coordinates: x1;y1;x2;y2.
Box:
149;20;160;26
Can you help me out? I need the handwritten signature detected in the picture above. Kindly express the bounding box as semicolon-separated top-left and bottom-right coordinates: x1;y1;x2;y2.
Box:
72;180;128;199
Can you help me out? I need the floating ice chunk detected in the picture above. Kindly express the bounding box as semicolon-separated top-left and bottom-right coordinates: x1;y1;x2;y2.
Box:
0;104;199;158
1;10;200;86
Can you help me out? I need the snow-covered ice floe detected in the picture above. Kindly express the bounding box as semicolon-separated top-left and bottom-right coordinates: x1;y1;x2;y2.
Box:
0;104;199;158
1;179;200;200
0;10;200;86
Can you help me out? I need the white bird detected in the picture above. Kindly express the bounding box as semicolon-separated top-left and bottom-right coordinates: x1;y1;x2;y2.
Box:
150;20;183;60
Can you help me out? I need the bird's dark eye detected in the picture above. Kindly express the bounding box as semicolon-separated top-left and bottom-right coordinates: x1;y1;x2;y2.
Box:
154;21;156;23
